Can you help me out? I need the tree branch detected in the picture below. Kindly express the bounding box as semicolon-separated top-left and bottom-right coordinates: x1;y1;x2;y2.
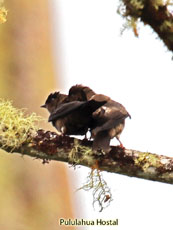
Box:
1;129;173;184
121;0;173;52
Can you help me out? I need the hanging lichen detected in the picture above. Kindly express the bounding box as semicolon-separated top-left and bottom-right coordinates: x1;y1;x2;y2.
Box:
77;168;112;212
118;0;143;36
118;0;173;38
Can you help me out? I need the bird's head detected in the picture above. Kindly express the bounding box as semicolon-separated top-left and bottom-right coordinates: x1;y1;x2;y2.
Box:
41;92;67;113
69;84;95;101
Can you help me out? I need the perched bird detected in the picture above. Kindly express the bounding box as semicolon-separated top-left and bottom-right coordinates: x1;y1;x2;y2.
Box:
68;84;96;101
41;92;67;113
90;94;131;153
41;85;131;153
41;85;106;136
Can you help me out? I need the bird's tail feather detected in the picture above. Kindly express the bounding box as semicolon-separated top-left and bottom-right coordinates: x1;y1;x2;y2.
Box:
92;131;111;153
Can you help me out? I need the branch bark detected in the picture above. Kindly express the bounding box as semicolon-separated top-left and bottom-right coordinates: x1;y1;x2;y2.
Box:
121;0;173;52
1;129;173;184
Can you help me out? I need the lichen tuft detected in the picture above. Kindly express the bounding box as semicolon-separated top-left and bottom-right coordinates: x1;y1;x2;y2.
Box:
0;99;40;149
135;152;161;171
69;139;95;165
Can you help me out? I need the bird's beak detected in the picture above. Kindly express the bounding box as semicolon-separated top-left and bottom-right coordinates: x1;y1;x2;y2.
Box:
40;104;46;108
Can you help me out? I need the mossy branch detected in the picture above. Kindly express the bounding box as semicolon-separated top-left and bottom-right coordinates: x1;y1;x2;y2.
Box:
119;0;173;52
0;129;173;184
0;99;173;185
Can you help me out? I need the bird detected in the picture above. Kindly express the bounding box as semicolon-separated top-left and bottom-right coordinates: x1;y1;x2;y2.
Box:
89;93;131;153
41;85;106;136
41;85;131;153
68;84;96;101
41;91;67;113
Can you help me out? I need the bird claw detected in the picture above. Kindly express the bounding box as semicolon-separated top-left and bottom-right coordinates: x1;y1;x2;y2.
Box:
118;143;125;149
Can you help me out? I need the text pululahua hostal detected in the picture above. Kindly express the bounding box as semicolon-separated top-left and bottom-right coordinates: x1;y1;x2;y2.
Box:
59;218;118;226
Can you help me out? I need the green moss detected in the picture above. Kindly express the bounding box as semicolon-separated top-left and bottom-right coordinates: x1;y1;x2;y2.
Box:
130;0;144;10
152;0;165;10
69;139;94;165
0;99;40;149
118;0;144;36
135;152;161;171
160;20;173;31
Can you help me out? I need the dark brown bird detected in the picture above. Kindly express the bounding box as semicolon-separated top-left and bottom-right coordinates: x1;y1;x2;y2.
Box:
90;94;131;153
41;91;67;113
41;85;106;136
68;84;96;101
41;85;131;153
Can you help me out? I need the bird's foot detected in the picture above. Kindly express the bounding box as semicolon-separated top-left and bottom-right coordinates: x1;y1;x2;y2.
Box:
82;134;88;141
118;143;125;149
56;131;66;137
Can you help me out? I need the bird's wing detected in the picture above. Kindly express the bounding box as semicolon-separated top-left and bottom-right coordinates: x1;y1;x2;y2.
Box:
93;99;130;120
92;101;130;133
92;114;128;134
81;100;106;115
107;100;130;118
48;100;106;122
48;101;85;122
